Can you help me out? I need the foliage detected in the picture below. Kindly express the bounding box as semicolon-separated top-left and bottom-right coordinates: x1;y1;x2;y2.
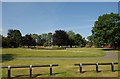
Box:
67;31;75;47
92;13;120;48
87;35;94;47
2;36;8;48
82;37;87;47
22;34;36;48
2;29;87;48
43;41;50;47
31;34;41;46
53;30;69;46
74;34;83;46
3;29;22;48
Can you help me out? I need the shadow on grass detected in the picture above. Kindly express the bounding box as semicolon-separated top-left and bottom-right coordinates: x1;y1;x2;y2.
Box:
13;72;66;78
1;54;15;62
81;70;101;73
13;72;64;78
13;75;29;78
102;48;118;51
32;74;43;78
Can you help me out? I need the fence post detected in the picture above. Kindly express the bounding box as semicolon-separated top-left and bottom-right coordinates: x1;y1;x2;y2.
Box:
30;65;32;78
8;66;11;78
111;62;114;72
79;63;82;73
50;64;52;76
96;63;99;72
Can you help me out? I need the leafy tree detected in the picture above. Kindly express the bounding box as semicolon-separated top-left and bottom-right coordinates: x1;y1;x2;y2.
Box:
41;33;48;41
7;29;22;48
43;41;50;47
53;30;69;47
87;35;94;47
22;34;36;48
47;32;53;46
74;34;83;47
82;37;87;47
42;32;53;47
31;34;41;46
92;13;120;48
67;31;75;39
38;35;45;46
2;36;9;48
67;31;75;48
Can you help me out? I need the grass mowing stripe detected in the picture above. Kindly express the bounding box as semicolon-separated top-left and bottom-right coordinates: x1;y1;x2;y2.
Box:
2;48;105;57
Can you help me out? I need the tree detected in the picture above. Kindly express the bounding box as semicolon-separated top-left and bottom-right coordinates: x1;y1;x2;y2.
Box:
47;32;53;46
22;34;36;48
67;31;75;48
7;29;22;48
31;34;41;46
82;37;87;47
41;33;48;41
53;30;69;47
92;13;120;48
67;31;75;40
87;35;94;47
2;35;9;48
74;34;83;47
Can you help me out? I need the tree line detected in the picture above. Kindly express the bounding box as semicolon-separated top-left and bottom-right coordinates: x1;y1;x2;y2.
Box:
2;13;120;49
2;29;87;48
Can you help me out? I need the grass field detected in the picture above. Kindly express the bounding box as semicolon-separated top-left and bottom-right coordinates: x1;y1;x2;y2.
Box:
2;48;106;58
1;59;118;77
111;50;120;53
1;48;119;78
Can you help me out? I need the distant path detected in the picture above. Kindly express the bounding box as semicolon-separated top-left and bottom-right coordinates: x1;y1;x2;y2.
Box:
16;51;118;60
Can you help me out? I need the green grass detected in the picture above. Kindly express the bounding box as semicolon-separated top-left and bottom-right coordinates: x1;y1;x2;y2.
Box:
2;48;106;57
111;50;120;54
1;48;119;78
1;59;118;77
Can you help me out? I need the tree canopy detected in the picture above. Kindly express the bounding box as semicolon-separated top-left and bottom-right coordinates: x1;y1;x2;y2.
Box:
7;29;22;48
53;30;69;46
91;13;120;49
22;34;36;48
2;29;87;48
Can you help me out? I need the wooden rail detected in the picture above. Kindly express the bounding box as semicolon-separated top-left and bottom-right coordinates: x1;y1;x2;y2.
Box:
74;62;118;73
0;64;59;78
1;62;118;78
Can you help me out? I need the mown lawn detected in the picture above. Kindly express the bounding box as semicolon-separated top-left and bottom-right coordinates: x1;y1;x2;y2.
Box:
2;48;106;57
1;59;118;77
111;50;120;53
1;48;119;78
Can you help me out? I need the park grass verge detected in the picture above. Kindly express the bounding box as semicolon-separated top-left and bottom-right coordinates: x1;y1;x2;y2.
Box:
1;48;119;77
2;48;106;57
111;50;120;54
1;59;118;77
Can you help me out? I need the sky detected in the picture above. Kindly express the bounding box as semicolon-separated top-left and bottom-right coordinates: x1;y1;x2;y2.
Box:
1;0;120;2
2;2;118;39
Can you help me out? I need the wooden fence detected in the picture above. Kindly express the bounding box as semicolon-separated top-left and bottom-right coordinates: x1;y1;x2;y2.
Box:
74;62;118;73
1;62;118;78
0;64;58;78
